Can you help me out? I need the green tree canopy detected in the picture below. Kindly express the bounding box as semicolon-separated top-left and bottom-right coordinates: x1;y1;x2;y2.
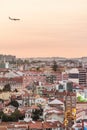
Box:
10;100;19;108
1;109;24;122
3;84;11;91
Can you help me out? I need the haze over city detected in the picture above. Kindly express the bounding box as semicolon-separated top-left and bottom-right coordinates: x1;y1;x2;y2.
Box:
0;0;87;58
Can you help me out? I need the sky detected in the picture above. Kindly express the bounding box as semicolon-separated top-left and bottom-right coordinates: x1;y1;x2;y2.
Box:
0;0;87;58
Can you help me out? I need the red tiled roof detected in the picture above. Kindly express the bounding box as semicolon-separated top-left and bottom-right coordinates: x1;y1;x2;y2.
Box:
28;121;60;129
0;77;23;83
0;127;7;130
30;105;40;110
0;121;63;129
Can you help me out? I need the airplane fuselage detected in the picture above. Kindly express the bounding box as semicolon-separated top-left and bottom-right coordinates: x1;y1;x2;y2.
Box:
9;17;20;21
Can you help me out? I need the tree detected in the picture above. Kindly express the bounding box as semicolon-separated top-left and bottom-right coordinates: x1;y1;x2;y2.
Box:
2;113;8;122
36;67;40;71
11;109;21;121
10;100;19;108
38;105;43;116
31;109;40;121
31;106;43;121
14;89;18;92
3;84;11;91
1;109;24;122
52;60;58;71
0;111;4;119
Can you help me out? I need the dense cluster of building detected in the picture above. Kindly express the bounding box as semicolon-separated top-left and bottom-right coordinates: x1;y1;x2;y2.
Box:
0;55;87;130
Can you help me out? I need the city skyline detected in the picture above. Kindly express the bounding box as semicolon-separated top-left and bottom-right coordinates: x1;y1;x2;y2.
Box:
0;0;87;58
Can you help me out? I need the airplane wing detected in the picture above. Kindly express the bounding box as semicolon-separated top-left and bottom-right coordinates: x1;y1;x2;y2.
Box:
13;18;20;20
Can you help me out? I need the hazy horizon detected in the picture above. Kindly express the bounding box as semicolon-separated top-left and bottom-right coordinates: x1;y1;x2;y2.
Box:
1;52;87;59
0;0;87;58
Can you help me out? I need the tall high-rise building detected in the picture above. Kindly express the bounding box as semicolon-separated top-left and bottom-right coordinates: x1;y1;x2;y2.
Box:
79;68;87;87
68;68;79;84
0;54;16;63
68;68;87;87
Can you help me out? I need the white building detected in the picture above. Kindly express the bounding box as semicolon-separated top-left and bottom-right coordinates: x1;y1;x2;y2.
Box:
68;68;79;84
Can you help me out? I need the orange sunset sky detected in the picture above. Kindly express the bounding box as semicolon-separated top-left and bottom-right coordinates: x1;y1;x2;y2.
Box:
0;0;87;58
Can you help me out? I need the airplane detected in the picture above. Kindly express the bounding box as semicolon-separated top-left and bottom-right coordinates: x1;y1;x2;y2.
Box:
9;16;20;21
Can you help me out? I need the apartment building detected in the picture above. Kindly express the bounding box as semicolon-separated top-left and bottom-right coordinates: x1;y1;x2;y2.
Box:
68;68;87;87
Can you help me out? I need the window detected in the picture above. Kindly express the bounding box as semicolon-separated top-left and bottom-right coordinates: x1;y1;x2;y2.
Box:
69;73;79;78
59;84;63;89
